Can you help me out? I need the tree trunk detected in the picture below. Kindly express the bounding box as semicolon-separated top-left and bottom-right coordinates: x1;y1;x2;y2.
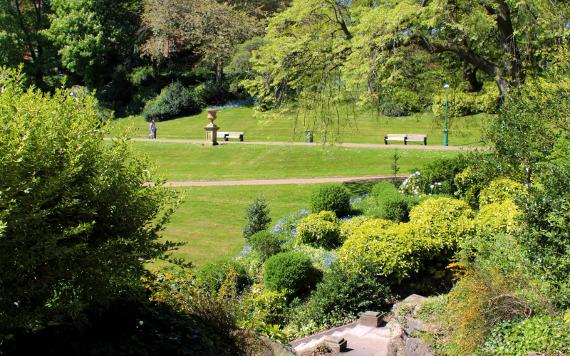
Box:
216;61;223;85
463;62;483;92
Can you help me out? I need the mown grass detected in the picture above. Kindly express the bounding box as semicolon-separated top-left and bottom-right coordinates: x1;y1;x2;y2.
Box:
111;107;489;146
157;185;316;267
134;141;462;181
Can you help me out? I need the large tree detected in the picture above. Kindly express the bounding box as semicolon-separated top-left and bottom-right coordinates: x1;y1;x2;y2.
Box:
142;0;261;84
353;0;570;96
0;0;55;88
46;0;142;88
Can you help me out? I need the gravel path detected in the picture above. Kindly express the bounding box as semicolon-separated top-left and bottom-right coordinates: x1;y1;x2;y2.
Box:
117;137;489;151
159;175;405;187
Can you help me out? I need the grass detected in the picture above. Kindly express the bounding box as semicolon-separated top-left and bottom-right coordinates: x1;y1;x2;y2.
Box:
111;107;490;146
157;185;316;267
135;141;462;181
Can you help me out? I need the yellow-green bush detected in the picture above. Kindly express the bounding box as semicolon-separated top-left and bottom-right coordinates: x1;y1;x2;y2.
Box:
432;85;497;117
296;211;341;249
479;178;525;206
475;200;521;235
238;284;288;342
338;222;425;281
339;216;386;240
409;197;474;250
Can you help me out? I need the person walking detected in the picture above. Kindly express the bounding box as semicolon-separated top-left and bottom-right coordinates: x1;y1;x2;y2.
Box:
149;119;157;139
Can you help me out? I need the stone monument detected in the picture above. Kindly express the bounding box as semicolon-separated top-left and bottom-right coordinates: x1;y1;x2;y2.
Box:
204;108;219;145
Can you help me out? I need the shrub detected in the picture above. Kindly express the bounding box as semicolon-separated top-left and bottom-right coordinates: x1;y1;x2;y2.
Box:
264;252;321;297
480;315;570;355
339;215;373;240
285;263;392;338
416;156;470;196
238;284;288;342
409;197;474;250
243;198;271;240
296;211;341;249
474;200;521;235
432;86;497;117
0;68;177;333
142;81;203;121
250;231;282;261
292;244;338;272
311;185;351;217
270;209;310;239
371;182;418;222
195;261;249;295
478;178;525;206
447;234;554;355
371;181;400;201
338;222;423;281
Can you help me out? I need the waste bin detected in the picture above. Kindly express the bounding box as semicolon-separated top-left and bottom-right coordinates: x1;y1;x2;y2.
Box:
305;130;313;143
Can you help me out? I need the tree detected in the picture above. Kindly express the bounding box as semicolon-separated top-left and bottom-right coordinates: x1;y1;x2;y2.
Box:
243;198;271;239
46;0;142;88
352;0;570;97
142;0;261;85
0;0;55;89
0;68;178;334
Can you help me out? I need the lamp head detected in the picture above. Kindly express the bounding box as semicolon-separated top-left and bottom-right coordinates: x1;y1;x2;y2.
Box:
443;83;450;89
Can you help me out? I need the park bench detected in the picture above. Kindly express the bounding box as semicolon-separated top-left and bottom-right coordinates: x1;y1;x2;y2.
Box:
384;134;427;145
217;131;245;141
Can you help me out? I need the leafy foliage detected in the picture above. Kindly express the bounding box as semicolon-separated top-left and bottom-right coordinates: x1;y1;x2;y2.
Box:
285;263;392;338
311;184;351;217
263;252;321;298
0;68;177;334
243;197;271;240
142;81;203;121
249;231;283;261
195;261;249;296
296;211;341;249
481;315;570;355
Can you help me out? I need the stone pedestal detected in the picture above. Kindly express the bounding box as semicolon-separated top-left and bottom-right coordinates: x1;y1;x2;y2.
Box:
204;109;219;146
324;337;348;354
359;311;383;327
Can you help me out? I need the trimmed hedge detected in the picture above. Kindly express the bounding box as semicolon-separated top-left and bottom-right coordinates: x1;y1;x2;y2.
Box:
264;252;320;297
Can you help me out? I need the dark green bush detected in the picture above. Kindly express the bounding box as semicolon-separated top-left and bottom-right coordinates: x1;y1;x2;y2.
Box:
243;198;271;240
415;155;470;195
143;81;203;121
264;252;321;297
195;261;249;295
250;231;282;261
311;185;351;217
286;263;392;337
371;182;418;222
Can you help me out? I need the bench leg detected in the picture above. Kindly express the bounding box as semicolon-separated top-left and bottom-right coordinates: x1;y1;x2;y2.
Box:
424;138;427;145
404;139;408;145
239;135;243;142
384;139;388;145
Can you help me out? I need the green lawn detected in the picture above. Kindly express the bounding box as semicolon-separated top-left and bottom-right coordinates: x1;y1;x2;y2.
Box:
111;107;489;146
135;141;462;181
158;185;316;267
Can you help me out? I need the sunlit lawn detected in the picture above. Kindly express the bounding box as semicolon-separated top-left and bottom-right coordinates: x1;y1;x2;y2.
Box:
156;185;316;267
134;141;462;181
111;107;489;146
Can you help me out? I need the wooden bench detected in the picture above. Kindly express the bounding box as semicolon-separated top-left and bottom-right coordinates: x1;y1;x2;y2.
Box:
216;131;244;141
384;134;427;145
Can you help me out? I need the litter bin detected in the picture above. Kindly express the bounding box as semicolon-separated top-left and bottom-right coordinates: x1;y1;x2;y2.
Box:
305;130;313;143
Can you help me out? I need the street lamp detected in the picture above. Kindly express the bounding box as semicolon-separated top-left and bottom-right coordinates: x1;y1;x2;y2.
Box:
443;83;450;146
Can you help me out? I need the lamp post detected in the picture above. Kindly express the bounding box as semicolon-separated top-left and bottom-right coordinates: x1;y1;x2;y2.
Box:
443;83;449;146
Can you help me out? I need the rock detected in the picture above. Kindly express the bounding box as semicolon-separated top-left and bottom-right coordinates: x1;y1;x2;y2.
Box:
403;337;433;356
404;317;426;335
386;319;405;356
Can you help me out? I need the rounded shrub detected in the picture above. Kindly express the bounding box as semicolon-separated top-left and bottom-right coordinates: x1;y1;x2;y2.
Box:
143;81;203;121
409;197;474;249
264;252;320;297
479;178;525;206
296;211;341;249
250;230;282;261
475;199;521;235
311;185;351;217
371;181;400;202
195;261;249;295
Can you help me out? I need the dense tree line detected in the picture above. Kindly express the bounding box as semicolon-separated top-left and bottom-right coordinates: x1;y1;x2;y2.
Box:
1;0;567;118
